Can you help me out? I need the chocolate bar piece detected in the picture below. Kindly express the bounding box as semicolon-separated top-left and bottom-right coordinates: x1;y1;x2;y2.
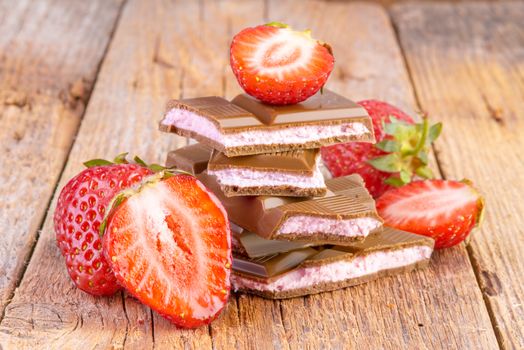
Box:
233;247;319;278
231;227;435;299
197;172;383;243
159;90;375;157
230;222;315;258
207;149;326;197
165;143;212;175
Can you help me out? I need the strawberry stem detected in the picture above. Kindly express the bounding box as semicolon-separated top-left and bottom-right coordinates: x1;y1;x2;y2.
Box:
405;117;428;157
265;21;289;28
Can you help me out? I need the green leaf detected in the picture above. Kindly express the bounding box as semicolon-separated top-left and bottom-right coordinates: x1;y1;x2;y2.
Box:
165;168;193;177
418;150;429;165
133;156;147;167
265;21;289;28
404;118;429;156
428;122;443;142
149;163;167;172
112;193;127;208
99;219;107;236
113;152;129;164
83;159;113;168
384;176;405;187
99;192;129;236
375;139;400;152
415;166;434;179
400;169;411;184
383;121;399;136
368;154;401;173
162;171;175;179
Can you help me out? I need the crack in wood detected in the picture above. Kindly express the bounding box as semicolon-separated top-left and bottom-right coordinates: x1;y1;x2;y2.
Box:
150;308;155;348
391;2;523;348
0;0;128;328
121;291;130;349
480;93;505;125
153;36;176;70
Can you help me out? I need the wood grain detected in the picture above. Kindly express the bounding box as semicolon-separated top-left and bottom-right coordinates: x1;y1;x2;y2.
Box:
0;0;189;347
0;0;511;348
0;0;124;314
392;2;524;348
268;1;499;348
0;0;287;348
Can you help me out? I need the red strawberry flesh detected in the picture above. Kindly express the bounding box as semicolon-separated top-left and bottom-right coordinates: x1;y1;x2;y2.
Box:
104;174;231;328
376;180;484;249
230;24;334;105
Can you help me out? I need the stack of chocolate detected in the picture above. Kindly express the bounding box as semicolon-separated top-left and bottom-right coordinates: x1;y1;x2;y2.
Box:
159;90;434;299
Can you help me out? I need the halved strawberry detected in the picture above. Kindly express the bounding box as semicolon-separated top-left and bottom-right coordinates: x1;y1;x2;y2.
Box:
230;22;334;105
103;173;231;328
376;180;485;249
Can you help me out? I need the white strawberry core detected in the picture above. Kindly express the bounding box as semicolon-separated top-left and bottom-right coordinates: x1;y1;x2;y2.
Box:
248;29;315;80
276;216;382;238
231;245;432;293
161;109;370;148
379;182;478;228
207;162;325;189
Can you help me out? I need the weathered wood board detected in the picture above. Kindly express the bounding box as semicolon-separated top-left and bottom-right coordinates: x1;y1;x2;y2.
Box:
0;0;124;313
267;1;498;348
0;0;520;348
392;2;524;348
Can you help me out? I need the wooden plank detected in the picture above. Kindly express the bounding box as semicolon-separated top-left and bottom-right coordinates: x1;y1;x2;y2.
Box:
0;0;124;314
0;0;188;347
0;0;287;348
0;1;507;349
267;1;499;348
392;2;524;348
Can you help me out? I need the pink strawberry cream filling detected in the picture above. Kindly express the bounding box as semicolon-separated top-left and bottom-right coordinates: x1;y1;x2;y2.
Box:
207;164;326;189
161;109;370;147
231;245;432;292
276;216;382;238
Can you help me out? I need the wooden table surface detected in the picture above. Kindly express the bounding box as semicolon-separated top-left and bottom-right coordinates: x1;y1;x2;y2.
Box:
0;0;523;349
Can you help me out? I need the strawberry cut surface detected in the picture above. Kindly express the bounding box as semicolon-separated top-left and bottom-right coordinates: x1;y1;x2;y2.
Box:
103;174;231;328
376;180;484;249
230;24;334;105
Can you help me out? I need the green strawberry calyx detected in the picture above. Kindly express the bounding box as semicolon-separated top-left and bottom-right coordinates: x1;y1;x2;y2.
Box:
265;21;290;29
83;153;191;236
83;152;190;175
367;117;443;187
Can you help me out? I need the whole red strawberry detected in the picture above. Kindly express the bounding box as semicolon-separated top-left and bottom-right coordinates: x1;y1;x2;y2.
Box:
54;154;153;296
104;173;231;328
230;22;334;105
321;100;441;198
376;179;485;249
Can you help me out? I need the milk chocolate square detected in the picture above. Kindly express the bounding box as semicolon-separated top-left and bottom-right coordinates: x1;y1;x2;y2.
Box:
159;90;375;156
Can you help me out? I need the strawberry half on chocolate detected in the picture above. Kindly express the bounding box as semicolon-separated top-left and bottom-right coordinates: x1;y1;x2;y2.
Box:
230;22;334;105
